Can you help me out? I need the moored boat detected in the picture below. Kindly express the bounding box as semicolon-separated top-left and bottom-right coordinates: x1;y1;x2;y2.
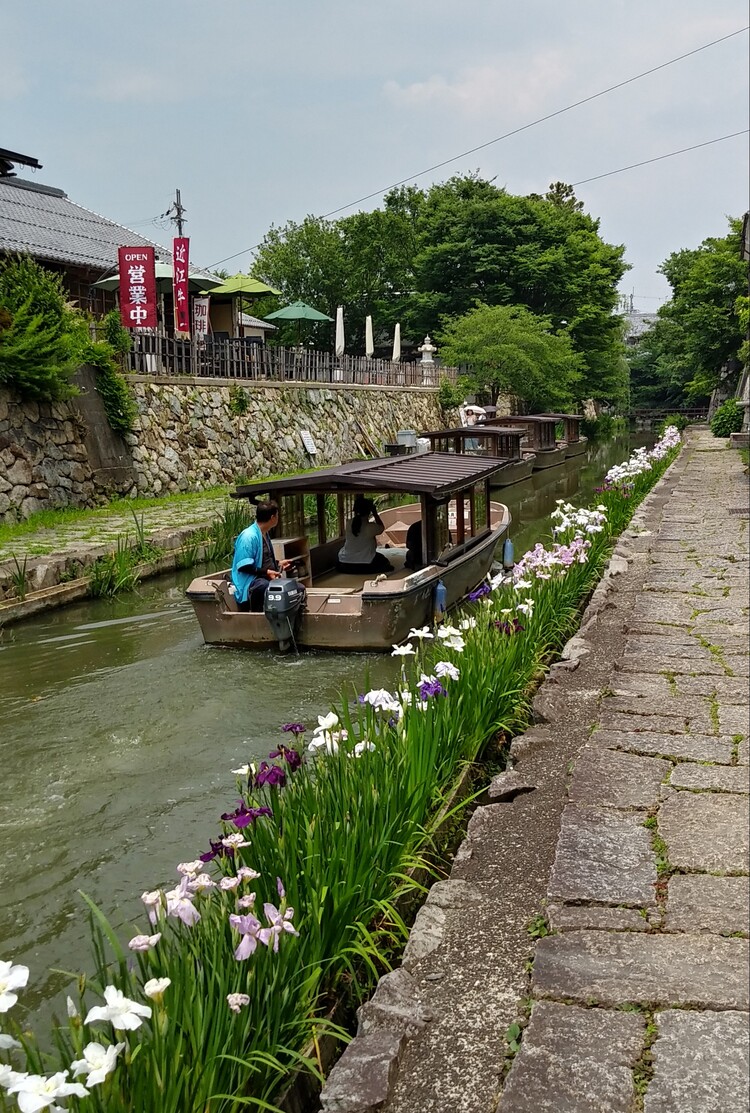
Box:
186;453;511;651
540;412;589;457
419;426;535;486
483;415;566;468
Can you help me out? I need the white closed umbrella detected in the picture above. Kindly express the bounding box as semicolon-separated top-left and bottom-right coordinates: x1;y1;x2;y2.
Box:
365;315;374;358
392;322;401;362
335;306;345;358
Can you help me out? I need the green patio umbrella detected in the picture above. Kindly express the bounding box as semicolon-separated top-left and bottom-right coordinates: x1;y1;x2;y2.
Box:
264;300;334;346
205;274;281;297
92;261;219;292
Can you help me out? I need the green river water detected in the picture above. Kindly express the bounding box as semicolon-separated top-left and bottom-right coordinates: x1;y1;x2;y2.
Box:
0;434;645;1018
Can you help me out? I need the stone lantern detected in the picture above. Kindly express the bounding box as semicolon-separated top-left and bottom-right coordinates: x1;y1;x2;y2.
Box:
418;335;437;363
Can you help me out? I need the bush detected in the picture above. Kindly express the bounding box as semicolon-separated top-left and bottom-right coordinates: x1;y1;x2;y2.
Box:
581;412;614;440
437;375;467;411
0;256;80;400
710;398;744;438
657;413;689;435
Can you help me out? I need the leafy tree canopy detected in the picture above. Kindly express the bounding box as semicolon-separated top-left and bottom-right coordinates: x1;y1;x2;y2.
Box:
252;175;628;405
629;218;746;407
438;303;582;410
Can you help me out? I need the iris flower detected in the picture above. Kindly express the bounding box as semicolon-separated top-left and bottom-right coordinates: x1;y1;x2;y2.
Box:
71;1042;125;1088
84;986;151;1031
0;961;29;1014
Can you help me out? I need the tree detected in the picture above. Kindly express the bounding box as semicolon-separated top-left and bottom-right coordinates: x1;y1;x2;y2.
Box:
438;303;582;410
629;218;746;406
251;174;628;404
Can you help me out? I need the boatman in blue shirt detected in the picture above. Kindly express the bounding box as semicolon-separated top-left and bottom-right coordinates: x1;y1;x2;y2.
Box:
231;501;292;611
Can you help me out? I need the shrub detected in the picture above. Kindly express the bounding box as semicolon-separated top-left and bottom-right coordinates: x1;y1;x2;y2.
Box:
0;256;80;400
581;412;614;440
657;413;689;435
437;376;466;412
710;398;743;438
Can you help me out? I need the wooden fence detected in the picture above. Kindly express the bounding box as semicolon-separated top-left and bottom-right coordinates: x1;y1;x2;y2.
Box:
123;335;457;388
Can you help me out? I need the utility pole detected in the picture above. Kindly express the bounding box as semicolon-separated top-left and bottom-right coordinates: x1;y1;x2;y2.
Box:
166;188;186;235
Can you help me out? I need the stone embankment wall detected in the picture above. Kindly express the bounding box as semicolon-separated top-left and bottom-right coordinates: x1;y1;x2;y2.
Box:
126;378;447;496
0;392;98;521
0;376;450;522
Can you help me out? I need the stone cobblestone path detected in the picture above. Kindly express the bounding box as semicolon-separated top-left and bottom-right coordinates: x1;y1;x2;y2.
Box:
0;490;232;564
503;431;749;1113
319;431;749;1113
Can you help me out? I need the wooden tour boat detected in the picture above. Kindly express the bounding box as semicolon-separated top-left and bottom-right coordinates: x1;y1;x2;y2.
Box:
186;453;511;651
420;426;534;486
540;413;589;457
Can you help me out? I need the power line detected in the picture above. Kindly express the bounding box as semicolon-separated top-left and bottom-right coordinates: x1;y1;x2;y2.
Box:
206;25;748;269
571;129;748;185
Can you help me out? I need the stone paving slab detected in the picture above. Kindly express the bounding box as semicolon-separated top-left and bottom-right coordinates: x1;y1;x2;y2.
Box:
592;729;735;764
548;806;657;906
669;762;749;794
568;746;670;810
547;903;650;933
718;704;750;736
644;1010;750;1113
665;875;750;935
658;792;750;873
599;710;693;735
532;931;750;1009
499;1002;644;1113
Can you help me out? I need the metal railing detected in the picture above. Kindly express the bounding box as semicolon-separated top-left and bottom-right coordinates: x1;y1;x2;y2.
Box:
123;335;457;387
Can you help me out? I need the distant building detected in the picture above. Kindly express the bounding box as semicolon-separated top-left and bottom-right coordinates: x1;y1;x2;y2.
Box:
623;309;658;347
0;147;208;317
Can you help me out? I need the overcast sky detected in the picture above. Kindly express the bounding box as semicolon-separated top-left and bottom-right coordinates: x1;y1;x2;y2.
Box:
3;1;748;307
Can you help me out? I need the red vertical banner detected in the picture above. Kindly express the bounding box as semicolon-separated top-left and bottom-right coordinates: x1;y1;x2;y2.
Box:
118;246;157;329
172;237;191;337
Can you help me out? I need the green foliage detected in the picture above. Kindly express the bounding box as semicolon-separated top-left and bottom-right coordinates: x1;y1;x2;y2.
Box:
254;175;628;404
438;303;581;409
228;384;250;415
83;337;138;436
101;308;132;355
437;376;467;411
9;553;29;600
710;398;744;438
0;256;81;400
657;413;689;435
630;218;746;407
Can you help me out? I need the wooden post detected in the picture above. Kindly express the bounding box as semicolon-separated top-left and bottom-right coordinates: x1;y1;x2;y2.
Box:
421;496;432;563
454;494;465;546
337;493;346;537
316;494;327;544
468;487;476;537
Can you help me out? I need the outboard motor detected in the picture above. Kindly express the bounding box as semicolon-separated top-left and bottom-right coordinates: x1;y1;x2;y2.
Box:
264;578;305;653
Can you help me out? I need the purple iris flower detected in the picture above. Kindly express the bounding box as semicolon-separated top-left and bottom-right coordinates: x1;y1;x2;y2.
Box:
468;583;491;601
269;745;303;771
281;723;306;736
256;762;287;789
357;693;367;704
418;678;448;700
494;618;525;635
223;800;273;828
200;838;230;863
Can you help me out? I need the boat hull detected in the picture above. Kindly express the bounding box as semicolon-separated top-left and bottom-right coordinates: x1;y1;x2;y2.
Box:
560;436;588;458
490;457;534;487
187;513;509;651
530;446;567;469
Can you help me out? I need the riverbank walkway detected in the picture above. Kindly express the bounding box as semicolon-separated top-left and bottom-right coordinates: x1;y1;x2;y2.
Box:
321;428;749;1113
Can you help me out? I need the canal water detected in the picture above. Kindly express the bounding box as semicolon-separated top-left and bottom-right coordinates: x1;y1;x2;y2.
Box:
0;434;644;1018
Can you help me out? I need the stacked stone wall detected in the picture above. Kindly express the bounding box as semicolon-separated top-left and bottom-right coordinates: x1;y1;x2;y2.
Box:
0;378;451;522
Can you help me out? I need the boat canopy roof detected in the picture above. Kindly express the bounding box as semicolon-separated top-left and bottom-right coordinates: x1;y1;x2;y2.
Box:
539;412;580;421
488;414;558;425
233;451;505;500
421;425;523;437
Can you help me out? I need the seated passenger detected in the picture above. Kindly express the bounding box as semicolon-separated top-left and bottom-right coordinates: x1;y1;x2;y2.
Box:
404;520;423;570
336;495;393;574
